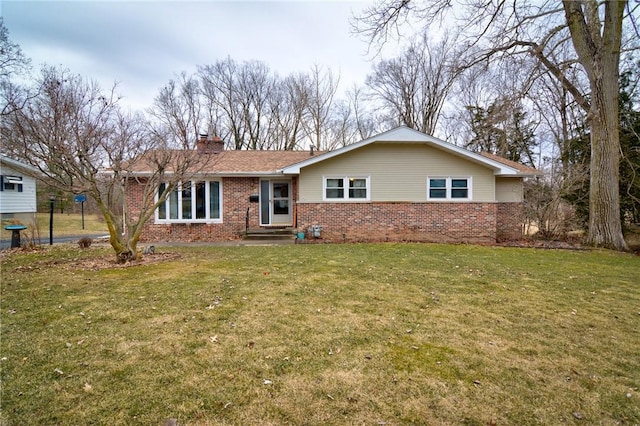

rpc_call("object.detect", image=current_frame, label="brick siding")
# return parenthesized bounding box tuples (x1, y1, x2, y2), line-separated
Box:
(297, 202, 499, 244)
(496, 202, 525, 242)
(127, 177, 262, 243)
(128, 178, 523, 243)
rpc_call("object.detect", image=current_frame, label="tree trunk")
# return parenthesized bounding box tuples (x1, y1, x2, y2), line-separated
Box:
(95, 198, 137, 263)
(563, 0, 628, 251)
(587, 66, 628, 250)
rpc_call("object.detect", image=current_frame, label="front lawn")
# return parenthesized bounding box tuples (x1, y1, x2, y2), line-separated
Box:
(1, 213, 108, 241)
(1, 243, 639, 425)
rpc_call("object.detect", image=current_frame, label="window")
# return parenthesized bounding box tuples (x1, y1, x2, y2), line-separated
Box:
(428, 178, 447, 199)
(156, 180, 222, 222)
(451, 179, 469, 199)
(0, 175, 23, 192)
(349, 178, 367, 199)
(428, 177, 471, 200)
(209, 181, 221, 219)
(324, 176, 369, 201)
(325, 178, 344, 199)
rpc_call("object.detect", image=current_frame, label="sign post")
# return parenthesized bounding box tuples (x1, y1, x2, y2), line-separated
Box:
(49, 195, 55, 245)
(74, 194, 87, 230)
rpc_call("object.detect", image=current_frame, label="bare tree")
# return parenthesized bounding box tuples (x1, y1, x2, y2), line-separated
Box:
(326, 98, 357, 149)
(303, 64, 340, 150)
(1, 66, 209, 262)
(270, 73, 310, 150)
(237, 60, 276, 149)
(198, 60, 358, 151)
(524, 164, 589, 240)
(346, 84, 379, 141)
(199, 58, 281, 150)
(148, 72, 203, 147)
(0, 18, 29, 79)
(528, 63, 588, 171)
(0, 18, 32, 116)
(353, 0, 637, 250)
(323, 84, 381, 149)
(366, 34, 461, 135)
(199, 58, 247, 149)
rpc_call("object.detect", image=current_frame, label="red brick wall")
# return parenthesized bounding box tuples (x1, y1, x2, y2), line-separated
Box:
(296, 202, 499, 243)
(127, 177, 262, 242)
(496, 202, 524, 242)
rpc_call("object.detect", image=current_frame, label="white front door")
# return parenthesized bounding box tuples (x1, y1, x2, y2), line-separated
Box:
(260, 180, 292, 226)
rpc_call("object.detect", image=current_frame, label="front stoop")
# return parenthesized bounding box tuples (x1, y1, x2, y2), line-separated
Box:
(243, 227, 298, 242)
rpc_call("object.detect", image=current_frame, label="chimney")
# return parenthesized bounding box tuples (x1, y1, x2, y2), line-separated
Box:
(310, 145, 315, 156)
(197, 134, 224, 153)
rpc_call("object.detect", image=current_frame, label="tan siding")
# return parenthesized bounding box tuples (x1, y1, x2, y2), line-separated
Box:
(495, 177, 523, 202)
(298, 143, 496, 202)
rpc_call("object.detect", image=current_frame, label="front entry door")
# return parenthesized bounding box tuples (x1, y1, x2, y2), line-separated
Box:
(260, 180, 292, 225)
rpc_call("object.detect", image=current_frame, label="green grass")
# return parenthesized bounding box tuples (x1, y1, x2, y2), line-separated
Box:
(1, 243, 639, 425)
(1, 213, 108, 240)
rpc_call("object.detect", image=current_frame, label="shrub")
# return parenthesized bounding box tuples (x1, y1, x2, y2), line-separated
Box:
(77, 237, 92, 249)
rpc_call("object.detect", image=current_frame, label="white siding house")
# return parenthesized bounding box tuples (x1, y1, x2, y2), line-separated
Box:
(0, 155, 38, 224)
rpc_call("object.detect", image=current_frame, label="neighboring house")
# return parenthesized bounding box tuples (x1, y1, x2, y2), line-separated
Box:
(127, 127, 539, 244)
(0, 155, 38, 225)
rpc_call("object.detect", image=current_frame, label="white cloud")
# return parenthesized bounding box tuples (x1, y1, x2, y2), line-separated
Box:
(3, 0, 392, 111)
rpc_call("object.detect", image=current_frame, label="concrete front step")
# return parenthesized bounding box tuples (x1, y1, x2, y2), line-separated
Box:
(243, 234, 297, 241)
(243, 227, 297, 241)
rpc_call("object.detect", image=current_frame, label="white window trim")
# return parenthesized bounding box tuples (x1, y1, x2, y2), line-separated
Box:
(427, 176, 473, 201)
(1, 175, 23, 192)
(155, 180, 223, 224)
(323, 176, 371, 202)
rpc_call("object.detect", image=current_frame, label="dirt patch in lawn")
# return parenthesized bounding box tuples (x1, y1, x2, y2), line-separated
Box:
(3, 248, 182, 272)
(63, 251, 182, 270)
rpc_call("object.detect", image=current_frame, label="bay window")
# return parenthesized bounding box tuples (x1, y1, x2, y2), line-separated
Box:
(157, 180, 222, 222)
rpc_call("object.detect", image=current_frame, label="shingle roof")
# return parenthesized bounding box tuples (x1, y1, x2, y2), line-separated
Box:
(479, 152, 541, 175)
(126, 127, 538, 178)
(126, 150, 318, 175)
(206, 150, 318, 173)
(128, 148, 539, 176)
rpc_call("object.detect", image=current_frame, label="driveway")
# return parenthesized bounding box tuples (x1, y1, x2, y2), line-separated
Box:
(0, 234, 109, 250)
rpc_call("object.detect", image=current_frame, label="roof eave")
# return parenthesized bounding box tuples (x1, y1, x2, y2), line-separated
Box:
(0, 155, 42, 175)
(495, 171, 541, 177)
(279, 126, 531, 176)
(126, 171, 286, 178)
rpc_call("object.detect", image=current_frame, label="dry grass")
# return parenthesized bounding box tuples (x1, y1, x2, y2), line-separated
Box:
(626, 224, 640, 252)
(1, 213, 108, 241)
(1, 243, 639, 425)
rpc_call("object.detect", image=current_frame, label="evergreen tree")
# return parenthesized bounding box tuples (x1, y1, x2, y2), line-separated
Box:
(619, 67, 640, 224)
(563, 65, 640, 229)
(466, 99, 537, 166)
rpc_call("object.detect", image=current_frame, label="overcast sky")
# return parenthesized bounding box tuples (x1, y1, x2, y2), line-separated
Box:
(2, 0, 401, 112)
